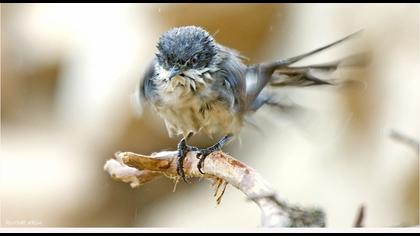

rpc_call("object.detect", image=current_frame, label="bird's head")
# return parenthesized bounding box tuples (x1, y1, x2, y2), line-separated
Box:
(155, 26, 217, 79)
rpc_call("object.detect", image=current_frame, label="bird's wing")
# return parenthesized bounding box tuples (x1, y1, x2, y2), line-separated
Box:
(140, 58, 159, 104)
(245, 30, 364, 109)
(269, 52, 369, 87)
(131, 58, 160, 117)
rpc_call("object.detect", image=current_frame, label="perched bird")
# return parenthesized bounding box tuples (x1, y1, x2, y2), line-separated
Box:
(140, 25, 364, 182)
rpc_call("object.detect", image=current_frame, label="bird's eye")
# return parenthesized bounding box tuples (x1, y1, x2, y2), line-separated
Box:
(190, 55, 198, 66)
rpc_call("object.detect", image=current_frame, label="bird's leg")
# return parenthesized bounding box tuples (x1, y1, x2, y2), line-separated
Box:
(176, 132, 196, 183)
(196, 134, 233, 174)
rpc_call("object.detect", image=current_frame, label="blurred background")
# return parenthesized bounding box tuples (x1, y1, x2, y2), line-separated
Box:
(1, 3, 419, 228)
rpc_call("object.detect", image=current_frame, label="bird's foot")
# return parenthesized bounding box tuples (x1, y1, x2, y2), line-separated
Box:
(176, 138, 196, 183)
(196, 135, 232, 174)
(176, 134, 232, 182)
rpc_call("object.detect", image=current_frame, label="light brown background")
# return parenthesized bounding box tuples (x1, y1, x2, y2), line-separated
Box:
(1, 3, 418, 227)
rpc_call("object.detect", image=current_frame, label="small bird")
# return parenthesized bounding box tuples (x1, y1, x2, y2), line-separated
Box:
(140, 25, 364, 182)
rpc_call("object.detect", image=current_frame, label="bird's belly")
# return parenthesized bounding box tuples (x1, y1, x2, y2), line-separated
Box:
(155, 92, 240, 138)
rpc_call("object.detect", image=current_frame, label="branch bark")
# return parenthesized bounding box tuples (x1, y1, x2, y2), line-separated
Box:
(104, 150, 326, 227)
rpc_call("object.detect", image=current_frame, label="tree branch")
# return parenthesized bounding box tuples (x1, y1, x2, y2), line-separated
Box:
(353, 204, 365, 227)
(390, 130, 419, 153)
(104, 150, 326, 227)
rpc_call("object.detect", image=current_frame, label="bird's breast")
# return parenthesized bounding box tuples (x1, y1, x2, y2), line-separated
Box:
(152, 72, 240, 138)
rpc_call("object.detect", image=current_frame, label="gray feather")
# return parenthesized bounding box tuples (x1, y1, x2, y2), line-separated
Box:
(245, 30, 364, 109)
(140, 59, 159, 104)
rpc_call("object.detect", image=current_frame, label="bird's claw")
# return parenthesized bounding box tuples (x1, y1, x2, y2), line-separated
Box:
(176, 134, 232, 182)
(196, 149, 212, 174)
(196, 135, 232, 174)
(176, 138, 190, 183)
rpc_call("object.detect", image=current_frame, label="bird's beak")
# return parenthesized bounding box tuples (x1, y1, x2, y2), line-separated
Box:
(168, 67, 181, 80)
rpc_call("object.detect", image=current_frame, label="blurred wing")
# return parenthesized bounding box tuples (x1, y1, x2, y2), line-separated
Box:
(131, 59, 158, 117)
(245, 30, 364, 107)
(269, 52, 370, 87)
(140, 58, 159, 103)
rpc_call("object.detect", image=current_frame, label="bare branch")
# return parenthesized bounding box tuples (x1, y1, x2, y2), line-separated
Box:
(104, 158, 162, 188)
(353, 204, 365, 227)
(104, 150, 326, 227)
(390, 130, 419, 153)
